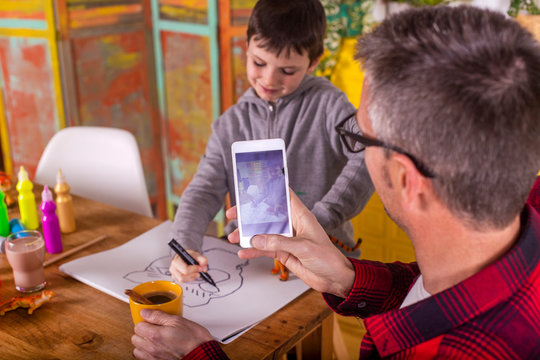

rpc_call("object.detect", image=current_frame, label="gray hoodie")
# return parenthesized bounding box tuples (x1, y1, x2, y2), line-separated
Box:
(172, 75, 374, 256)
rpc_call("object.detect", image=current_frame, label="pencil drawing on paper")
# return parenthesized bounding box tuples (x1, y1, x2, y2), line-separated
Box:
(123, 248, 250, 308)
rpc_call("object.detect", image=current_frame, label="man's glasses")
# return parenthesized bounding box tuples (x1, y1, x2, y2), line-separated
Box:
(335, 114, 436, 178)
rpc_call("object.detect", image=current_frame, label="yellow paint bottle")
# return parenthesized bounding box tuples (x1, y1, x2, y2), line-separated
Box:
(54, 169, 76, 233)
(16, 166, 39, 230)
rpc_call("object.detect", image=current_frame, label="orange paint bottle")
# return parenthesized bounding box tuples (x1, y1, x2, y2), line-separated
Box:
(54, 169, 76, 233)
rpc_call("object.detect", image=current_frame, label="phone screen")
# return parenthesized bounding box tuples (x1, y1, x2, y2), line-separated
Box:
(235, 149, 290, 237)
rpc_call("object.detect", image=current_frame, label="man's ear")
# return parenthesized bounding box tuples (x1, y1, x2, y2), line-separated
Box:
(391, 153, 428, 212)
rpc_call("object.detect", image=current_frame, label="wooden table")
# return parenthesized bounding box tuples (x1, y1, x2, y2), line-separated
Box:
(0, 189, 333, 359)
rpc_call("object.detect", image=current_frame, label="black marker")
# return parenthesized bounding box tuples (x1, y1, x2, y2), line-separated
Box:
(168, 239, 219, 290)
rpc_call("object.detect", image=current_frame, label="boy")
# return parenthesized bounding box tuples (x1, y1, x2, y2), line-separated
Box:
(169, 0, 373, 282)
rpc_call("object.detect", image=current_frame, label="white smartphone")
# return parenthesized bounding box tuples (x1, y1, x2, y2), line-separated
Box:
(231, 139, 293, 248)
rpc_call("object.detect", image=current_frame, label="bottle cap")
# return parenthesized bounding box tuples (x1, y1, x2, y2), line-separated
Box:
(9, 218, 26, 233)
(41, 185, 53, 203)
(56, 168, 66, 185)
(18, 166, 29, 182)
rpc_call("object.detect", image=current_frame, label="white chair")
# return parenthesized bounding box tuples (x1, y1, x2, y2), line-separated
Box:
(34, 126, 153, 217)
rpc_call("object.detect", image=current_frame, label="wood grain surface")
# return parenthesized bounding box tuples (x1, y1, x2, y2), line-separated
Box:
(0, 186, 332, 359)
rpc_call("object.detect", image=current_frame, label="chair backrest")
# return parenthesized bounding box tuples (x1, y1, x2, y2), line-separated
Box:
(34, 126, 153, 217)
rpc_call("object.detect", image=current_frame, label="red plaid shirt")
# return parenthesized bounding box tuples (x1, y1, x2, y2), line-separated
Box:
(324, 205, 540, 359)
(527, 176, 540, 211)
(184, 205, 540, 360)
(184, 340, 228, 360)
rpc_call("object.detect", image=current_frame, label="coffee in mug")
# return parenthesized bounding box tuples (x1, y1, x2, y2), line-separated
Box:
(143, 291, 177, 304)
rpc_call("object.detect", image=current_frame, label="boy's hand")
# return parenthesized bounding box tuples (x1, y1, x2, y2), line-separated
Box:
(226, 192, 355, 298)
(169, 250, 208, 283)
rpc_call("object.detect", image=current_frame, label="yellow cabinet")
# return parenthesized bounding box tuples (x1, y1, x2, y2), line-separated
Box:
(352, 192, 416, 263)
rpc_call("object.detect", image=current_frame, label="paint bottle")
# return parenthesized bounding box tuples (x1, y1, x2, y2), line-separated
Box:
(54, 169, 76, 233)
(0, 190, 9, 236)
(0, 235, 6, 254)
(9, 218, 26, 234)
(16, 166, 39, 230)
(40, 185, 63, 254)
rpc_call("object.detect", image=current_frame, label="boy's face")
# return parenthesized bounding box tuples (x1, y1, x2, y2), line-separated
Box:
(246, 38, 318, 102)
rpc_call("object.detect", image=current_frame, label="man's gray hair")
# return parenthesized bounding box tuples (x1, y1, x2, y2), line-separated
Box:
(356, 6, 540, 229)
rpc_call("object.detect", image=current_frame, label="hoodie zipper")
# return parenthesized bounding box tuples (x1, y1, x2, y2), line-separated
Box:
(267, 103, 275, 138)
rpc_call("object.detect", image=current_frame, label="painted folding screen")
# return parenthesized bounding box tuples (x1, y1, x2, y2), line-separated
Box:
(218, 0, 255, 112)
(151, 0, 220, 218)
(0, 0, 65, 177)
(56, 0, 165, 217)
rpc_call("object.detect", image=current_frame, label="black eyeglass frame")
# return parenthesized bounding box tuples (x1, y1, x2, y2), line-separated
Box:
(335, 114, 436, 178)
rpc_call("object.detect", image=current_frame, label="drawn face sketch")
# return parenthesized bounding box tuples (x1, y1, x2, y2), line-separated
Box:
(123, 247, 249, 308)
(124, 255, 172, 282)
(183, 248, 249, 307)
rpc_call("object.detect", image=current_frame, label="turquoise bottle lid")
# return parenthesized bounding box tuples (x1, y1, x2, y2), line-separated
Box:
(9, 218, 26, 233)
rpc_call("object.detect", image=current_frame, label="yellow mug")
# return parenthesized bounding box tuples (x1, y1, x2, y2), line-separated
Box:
(128, 280, 183, 325)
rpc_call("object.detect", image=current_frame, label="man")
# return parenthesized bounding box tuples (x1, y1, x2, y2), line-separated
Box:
(528, 175, 540, 210)
(132, 6, 540, 359)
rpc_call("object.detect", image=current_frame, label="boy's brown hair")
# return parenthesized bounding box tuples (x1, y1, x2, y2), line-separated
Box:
(247, 0, 326, 65)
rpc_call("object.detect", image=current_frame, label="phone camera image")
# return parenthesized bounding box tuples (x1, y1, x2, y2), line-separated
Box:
(237, 150, 288, 234)
(232, 139, 292, 247)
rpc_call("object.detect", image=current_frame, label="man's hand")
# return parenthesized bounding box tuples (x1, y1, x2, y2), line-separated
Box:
(169, 250, 208, 283)
(132, 309, 214, 359)
(227, 192, 355, 298)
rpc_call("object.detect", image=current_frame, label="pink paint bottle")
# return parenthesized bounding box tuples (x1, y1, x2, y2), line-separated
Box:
(40, 185, 63, 254)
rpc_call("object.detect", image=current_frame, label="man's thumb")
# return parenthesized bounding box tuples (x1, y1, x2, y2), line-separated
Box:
(140, 309, 166, 324)
(250, 235, 267, 249)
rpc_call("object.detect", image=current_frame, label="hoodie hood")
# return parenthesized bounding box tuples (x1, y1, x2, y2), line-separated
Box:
(237, 75, 329, 108)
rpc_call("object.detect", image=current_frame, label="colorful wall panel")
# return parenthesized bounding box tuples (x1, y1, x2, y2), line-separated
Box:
(0, 0, 64, 177)
(230, 35, 248, 105)
(151, 0, 220, 218)
(161, 31, 213, 199)
(0, 37, 59, 176)
(57, 0, 166, 218)
(158, 0, 209, 24)
(230, 0, 253, 26)
(0, 0, 47, 29)
(66, 0, 144, 29)
(218, 0, 254, 112)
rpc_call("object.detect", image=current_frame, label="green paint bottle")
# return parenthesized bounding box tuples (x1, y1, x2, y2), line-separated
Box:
(0, 190, 9, 236)
(16, 166, 39, 230)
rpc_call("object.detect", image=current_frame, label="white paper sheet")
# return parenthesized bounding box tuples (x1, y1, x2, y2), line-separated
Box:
(59, 221, 309, 343)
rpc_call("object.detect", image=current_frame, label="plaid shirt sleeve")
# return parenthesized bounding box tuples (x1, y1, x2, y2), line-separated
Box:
(183, 341, 229, 360)
(337, 207, 540, 359)
(323, 259, 420, 317)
